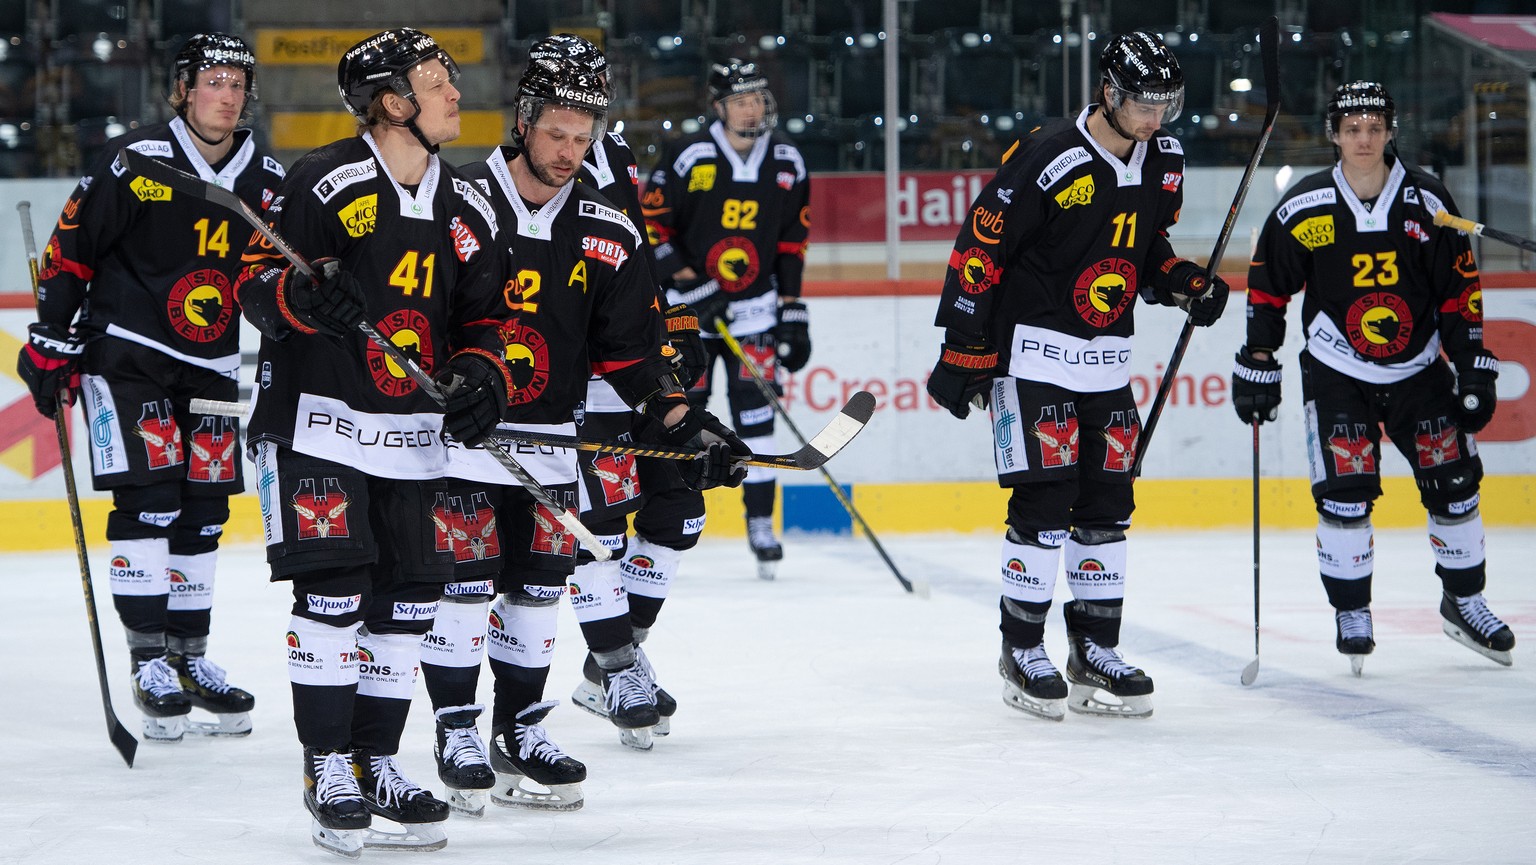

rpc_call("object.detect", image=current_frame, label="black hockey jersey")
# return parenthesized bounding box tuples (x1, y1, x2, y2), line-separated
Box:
(236, 133, 507, 479)
(461, 146, 664, 424)
(643, 121, 810, 336)
(1247, 157, 1482, 384)
(935, 106, 1186, 393)
(37, 118, 284, 379)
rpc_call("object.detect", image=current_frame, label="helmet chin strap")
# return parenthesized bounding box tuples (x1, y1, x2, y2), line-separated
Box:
(1100, 90, 1138, 144)
(182, 114, 233, 147)
(388, 97, 441, 154)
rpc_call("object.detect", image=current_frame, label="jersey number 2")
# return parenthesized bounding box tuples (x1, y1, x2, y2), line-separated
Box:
(721, 199, 758, 230)
(1351, 252, 1398, 287)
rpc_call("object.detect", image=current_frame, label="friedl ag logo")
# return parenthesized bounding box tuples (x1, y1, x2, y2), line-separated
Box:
(129, 177, 172, 202)
(339, 194, 378, 238)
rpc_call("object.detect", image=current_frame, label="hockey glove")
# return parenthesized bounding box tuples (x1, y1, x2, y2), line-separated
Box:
(671, 276, 730, 330)
(647, 394, 750, 490)
(926, 338, 997, 420)
(774, 300, 812, 373)
(1157, 260, 1229, 327)
(1453, 349, 1499, 432)
(663, 303, 708, 386)
(16, 322, 84, 420)
(281, 257, 366, 337)
(1231, 346, 1282, 424)
(437, 352, 508, 447)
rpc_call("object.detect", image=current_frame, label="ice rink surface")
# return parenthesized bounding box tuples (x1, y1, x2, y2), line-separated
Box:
(2, 526, 1533, 864)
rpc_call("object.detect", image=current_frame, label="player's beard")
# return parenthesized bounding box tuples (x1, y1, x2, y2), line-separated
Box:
(527, 156, 574, 190)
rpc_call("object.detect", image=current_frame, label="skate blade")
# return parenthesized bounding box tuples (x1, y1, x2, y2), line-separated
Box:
(619, 726, 655, 750)
(757, 560, 778, 581)
(490, 772, 584, 811)
(1443, 621, 1515, 667)
(1065, 682, 1152, 719)
(446, 788, 488, 819)
(142, 714, 188, 743)
(186, 712, 253, 737)
(362, 816, 448, 851)
(570, 681, 609, 720)
(311, 822, 364, 860)
(1002, 682, 1066, 722)
(1349, 654, 1366, 677)
(654, 715, 671, 737)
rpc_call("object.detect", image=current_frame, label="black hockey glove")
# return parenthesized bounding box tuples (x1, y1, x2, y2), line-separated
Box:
(663, 303, 708, 386)
(774, 300, 812, 373)
(647, 394, 750, 490)
(1231, 346, 1282, 424)
(436, 352, 507, 447)
(926, 338, 997, 420)
(281, 257, 366, 337)
(1453, 349, 1499, 433)
(16, 322, 84, 420)
(670, 276, 730, 331)
(1157, 260, 1229, 327)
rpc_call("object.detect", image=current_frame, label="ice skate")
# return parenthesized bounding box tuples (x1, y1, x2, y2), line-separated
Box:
(747, 516, 783, 580)
(1065, 635, 1154, 718)
(131, 653, 191, 742)
(999, 641, 1067, 721)
(489, 701, 586, 811)
(353, 749, 449, 851)
(1440, 592, 1515, 667)
(635, 644, 677, 736)
(1334, 607, 1375, 676)
(303, 748, 369, 860)
(169, 653, 254, 736)
(434, 704, 495, 818)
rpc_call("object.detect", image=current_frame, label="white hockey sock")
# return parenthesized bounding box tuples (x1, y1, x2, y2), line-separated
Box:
(287, 617, 361, 687)
(569, 558, 630, 624)
(420, 592, 491, 671)
(109, 537, 170, 601)
(1316, 518, 1374, 581)
(487, 595, 559, 672)
(1065, 537, 1127, 602)
(621, 536, 684, 602)
(1000, 532, 1061, 604)
(741, 434, 776, 486)
(1427, 512, 1486, 571)
(356, 631, 422, 701)
(166, 551, 215, 615)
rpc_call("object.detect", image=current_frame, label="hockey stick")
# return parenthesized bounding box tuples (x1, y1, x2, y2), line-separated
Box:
(190, 393, 878, 472)
(118, 149, 610, 562)
(1240, 419, 1261, 686)
(17, 202, 138, 767)
(1134, 15, 1281, 474)
(1432, 208, 1536, 254)
(710, 321, 924, 595)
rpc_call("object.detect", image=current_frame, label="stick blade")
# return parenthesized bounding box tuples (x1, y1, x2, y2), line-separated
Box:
(118, 147, 204, 199)
(1239, 658, 1260, 687)
(1259, 17, 1281, 107)
(782, 391, 876, 470)
(109, 717, 139, 768)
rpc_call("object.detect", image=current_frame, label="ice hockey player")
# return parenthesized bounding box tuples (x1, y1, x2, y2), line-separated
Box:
(926, 32, 1229, 720)
(235, 28, 511, 856)
(418, 32, 748, 814)
(643, 57, 812, 579)
(1233, 81, 1515, 675)
(17, 33, 280, 742)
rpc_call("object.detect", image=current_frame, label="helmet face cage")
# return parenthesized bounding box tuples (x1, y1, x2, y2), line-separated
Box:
(513, 34, 613, 149)
(171, 33, 257, 110)
(1326, 81, 1395, 142)
(338, 28, 461, 121)
(709, 59, 777, 138)
(1100, 32, 1184, 124)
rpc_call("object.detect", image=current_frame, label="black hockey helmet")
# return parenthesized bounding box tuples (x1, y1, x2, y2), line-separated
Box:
(1099, 32, 1184, 123)
(1327, 81, 1395, 139)
(707, 58, 777, 138)
(337, 28, 460, 122)
(511, 33, 612, 149)
(170, 33, 256, 109)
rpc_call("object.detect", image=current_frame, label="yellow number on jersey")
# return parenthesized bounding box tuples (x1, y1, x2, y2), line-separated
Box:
(721, 198, 759, 230)
(390, 251, 437, 298)
(1351, 251, 1399, 287)
(504, 269, 541, 313)
(193, 218, 230, 258)
(1111, 212, 1137, 248)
